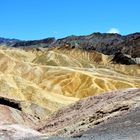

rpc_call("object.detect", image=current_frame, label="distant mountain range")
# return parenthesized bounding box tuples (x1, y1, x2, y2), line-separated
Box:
(0, 32, 140, 57)
(0, 37, 20, 44)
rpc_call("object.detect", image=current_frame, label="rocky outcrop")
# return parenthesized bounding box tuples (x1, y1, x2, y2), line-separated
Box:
(1, 88, 140, 140)
(38, 88, 140, 138)
(78, 105, 140, 140)
(111, 52, 136, 65)
(46, 105, 140, 140)
(0, 96, 21, 111)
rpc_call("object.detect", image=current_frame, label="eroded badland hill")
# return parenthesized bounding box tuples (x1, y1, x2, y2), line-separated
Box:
(0, 33, 140, 139)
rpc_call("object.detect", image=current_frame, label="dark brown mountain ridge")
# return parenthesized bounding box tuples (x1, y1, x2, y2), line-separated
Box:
(7, 32, 140, 58)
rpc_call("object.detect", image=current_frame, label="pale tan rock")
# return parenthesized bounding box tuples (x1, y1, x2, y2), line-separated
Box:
(0, 46, 139, 119)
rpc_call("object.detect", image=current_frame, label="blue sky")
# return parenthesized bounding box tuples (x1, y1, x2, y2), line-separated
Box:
(0, 0, 139, 40)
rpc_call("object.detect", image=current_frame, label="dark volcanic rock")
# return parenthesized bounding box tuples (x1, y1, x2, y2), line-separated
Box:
(52, 33, 140, 58)
(112, 52, 136, 65)
(12, 37, 56, 48)
(0, 96, 21, 111)
(0, 37, 19, 45)
(8, 32, 140, 58)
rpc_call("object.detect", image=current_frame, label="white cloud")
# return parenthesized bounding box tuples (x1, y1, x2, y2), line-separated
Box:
(107, 28, 120, 34)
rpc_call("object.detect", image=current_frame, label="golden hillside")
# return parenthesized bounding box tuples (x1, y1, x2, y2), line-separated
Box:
(0, 46, 140, 119)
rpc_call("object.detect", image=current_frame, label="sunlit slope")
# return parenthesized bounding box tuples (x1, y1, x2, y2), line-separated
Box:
(33, 47, 140, 76)
(0, 104, 40, 127)
(33, 47, 111, 67)
(0, 46, 139, 118)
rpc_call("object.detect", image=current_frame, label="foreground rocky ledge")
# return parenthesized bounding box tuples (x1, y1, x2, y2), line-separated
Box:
(38, 88, 140, 139)
(1, 88, 140, 140)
